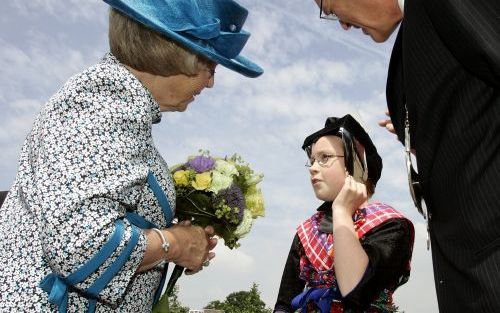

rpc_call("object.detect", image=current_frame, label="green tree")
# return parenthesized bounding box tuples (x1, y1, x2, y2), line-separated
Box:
(204, 283, 272, 313)
(168, 285, 190, 313)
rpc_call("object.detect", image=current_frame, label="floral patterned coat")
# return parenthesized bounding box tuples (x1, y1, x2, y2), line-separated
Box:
(0, 54, 176, 312)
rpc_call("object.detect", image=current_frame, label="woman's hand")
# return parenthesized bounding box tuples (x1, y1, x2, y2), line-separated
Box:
(165, 223, 217, 271)
(332, 175, 368, 218)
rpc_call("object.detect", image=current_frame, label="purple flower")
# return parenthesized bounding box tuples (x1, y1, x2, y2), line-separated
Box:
(214, 185, 246, 223)
(188, 155, 215, 173)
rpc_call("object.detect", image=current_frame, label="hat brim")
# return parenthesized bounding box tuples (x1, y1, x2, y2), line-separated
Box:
(166, 31, 264, 78)
(107, 1, 263, 78)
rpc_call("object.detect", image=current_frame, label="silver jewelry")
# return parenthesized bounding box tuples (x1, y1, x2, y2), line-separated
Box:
(151, 228, 170, 254)
(202, 260, 210, 267)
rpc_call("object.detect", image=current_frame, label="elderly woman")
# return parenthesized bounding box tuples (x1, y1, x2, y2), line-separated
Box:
(0, 0, 262, 312)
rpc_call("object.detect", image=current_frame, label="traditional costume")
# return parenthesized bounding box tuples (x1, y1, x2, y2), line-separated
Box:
(274, 115, 414, 312)
(274, 202, 413, 312)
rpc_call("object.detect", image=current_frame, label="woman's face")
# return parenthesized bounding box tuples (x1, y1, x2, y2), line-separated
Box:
(308, 136, 347, 202)
(149, 65, 216, 112)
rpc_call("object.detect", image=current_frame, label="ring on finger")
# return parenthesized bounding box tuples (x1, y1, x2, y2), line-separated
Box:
(203, 260, 210, 267)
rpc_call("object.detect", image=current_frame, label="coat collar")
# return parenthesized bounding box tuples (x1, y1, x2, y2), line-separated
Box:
(101, 53, 162, 124)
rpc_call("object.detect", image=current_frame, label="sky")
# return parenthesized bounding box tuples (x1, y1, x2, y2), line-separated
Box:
(0, 1, 438, 312)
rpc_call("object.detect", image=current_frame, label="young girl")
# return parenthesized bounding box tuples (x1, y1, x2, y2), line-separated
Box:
(274, 115, 414, 312)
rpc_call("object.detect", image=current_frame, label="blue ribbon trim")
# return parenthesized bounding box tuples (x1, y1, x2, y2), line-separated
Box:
(291, 287, 342, 313)
(39, 220, 126, 313)
(126, 211, 157, 229)
(147, 171, 173, 227)
(40, 171, 173, 312)
(85, 225, 140, 298)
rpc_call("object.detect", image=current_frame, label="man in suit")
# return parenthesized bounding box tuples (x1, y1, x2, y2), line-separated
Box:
(314, 0, 500, 312)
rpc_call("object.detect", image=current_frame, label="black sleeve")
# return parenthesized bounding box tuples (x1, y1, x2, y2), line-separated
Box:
(342, 218, 414, 310)
(274, 234, 306, 313)
(424, 0, 500, 88)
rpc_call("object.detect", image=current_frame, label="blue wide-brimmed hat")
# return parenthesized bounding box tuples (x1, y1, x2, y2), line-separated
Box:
(104, 0, 263, 78)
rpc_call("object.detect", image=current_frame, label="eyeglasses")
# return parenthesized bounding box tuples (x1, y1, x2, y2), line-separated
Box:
(405, 105, 431, 249)
(319, 0, 339, 21)
(305, 153, 344, 168)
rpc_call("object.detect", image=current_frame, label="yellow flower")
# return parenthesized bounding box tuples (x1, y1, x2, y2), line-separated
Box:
(173, 170, 190, 187)
(245, 186, 265, 218)
(192, 172, 212, 190)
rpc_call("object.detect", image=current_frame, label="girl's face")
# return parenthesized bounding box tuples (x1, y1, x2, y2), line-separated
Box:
(308, 136, 347, 202)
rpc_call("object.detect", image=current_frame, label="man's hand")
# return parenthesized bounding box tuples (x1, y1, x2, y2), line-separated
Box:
(378, 111, 396, 135)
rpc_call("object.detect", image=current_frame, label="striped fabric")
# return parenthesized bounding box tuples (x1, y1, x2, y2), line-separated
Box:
(356, 203, 405, 238)
(297, 203, 405, 274)
(386, 0, 500, 311)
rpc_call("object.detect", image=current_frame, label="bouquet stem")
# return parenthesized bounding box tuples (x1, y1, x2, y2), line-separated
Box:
(165, 264, 184, 297)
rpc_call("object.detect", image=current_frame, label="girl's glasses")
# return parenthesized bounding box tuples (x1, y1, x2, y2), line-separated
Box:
(305, 153, 344, 168)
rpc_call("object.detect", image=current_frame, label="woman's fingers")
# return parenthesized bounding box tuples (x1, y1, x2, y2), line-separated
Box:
(167, 225, 207, 269)
(204, 225, 215, 237)
(208, 236, 218, 250)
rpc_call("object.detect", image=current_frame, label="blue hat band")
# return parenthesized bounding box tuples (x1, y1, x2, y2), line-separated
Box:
(178, 27, 250, 59)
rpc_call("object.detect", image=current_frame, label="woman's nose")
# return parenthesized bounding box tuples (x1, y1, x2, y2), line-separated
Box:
(206, 75, 215, 88)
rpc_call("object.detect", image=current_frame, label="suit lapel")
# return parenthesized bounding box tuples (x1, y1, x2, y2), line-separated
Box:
(386, 26, 406, 144)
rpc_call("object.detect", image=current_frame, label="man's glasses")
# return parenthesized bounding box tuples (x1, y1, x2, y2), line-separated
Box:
(405, 106, 431, 249)
(319, 0, 339, 21)
(305, 153, 344, 168)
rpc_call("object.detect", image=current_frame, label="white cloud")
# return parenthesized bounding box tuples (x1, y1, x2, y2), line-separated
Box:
(11, 0, 105, 22)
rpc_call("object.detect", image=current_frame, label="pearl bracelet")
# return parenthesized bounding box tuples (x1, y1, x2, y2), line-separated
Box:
(151, 228, 170, 254)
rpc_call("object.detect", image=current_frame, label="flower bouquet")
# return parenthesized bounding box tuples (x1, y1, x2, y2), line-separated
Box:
(169, 151, 265, 248)
(154, 151, 265, 312)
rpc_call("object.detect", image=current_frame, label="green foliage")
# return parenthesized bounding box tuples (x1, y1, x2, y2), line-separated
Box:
(204, 283, 272, 313)
(153, 285, 189, 313)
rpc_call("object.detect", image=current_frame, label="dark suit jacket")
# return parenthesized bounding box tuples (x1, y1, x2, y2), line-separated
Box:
(386, 0, 500, 311)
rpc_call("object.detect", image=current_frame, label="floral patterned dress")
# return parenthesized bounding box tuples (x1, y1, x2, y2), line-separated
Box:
(0, 54, 175, 312)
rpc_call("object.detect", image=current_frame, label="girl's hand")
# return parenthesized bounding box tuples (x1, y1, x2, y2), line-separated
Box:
(332, 175, 367, 217)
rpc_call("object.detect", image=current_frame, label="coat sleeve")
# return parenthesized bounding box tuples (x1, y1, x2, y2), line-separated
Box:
(34, 84, 155, 307)
(274, 234, 305, 313)
(424, 0, 500, 88)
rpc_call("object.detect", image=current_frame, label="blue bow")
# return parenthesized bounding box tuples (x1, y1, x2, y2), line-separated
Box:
(176, 19, 249, 59)
(291, 287, 342, 313)
(40, 274, 70, 313)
